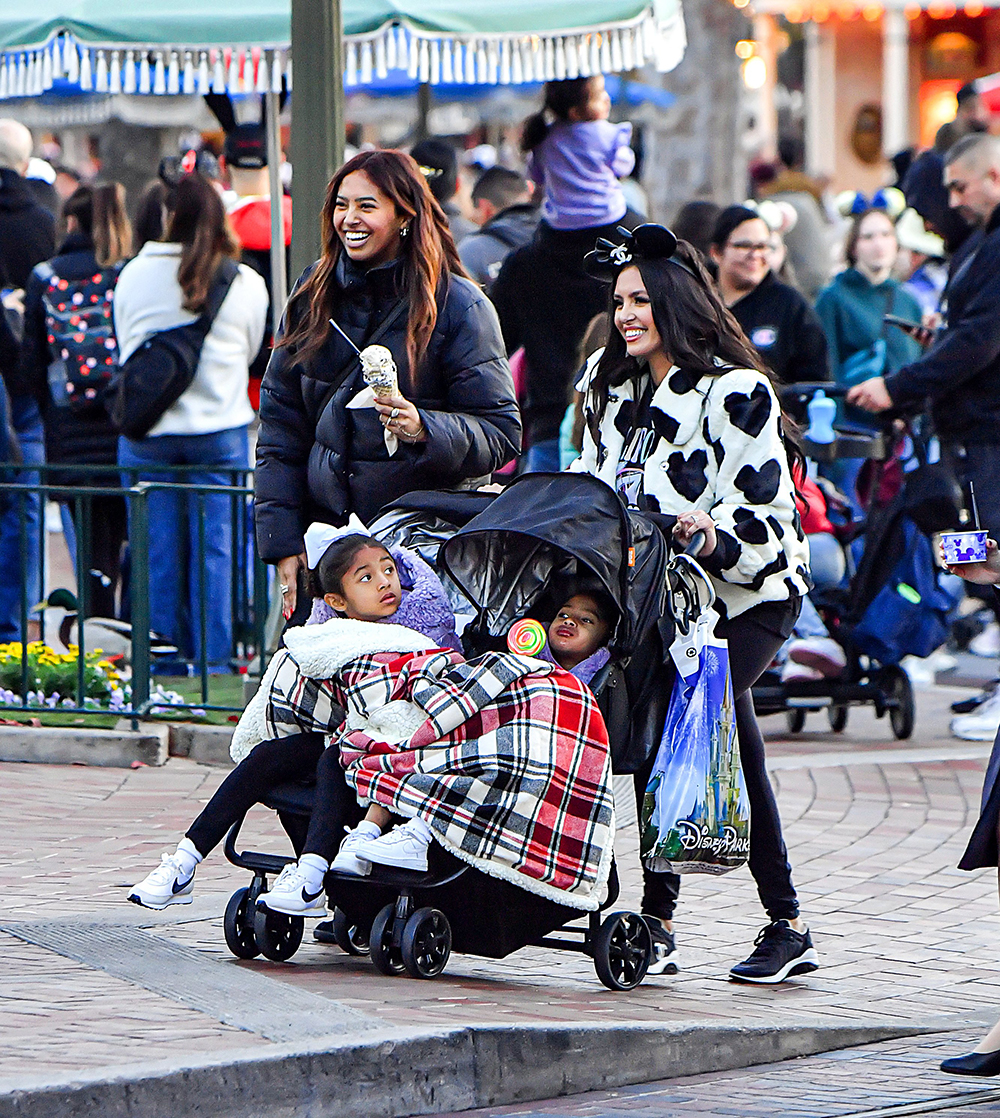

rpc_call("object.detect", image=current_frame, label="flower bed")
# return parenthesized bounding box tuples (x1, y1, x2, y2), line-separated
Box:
(0, 641, 128, 710)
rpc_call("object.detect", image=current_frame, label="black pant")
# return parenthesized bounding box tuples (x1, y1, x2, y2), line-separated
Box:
(186, 733, 327, 857)
(945, 442, 1000, 624)
(634, 600, 800, 924)
(67, 494, 127, 619)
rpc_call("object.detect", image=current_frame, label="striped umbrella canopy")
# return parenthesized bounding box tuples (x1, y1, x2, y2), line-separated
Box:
(0, 0, 686, 99)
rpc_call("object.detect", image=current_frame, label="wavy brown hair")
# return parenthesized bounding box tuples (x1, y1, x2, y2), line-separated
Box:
(162, 173, 240, 312)
(279, 149, 467, 384)
(62, 182, 132, 267)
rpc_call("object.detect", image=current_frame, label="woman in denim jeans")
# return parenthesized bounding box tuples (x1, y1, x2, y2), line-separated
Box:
(114, 173, 268, 669)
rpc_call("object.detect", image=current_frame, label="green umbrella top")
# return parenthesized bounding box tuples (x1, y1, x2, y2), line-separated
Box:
(0, 0, 685, 98)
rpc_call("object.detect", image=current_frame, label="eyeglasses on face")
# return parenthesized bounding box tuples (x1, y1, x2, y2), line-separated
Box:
(727, 240, 771, 255)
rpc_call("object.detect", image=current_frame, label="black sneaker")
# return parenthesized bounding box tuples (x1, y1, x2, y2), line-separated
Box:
(952, 680, 999, 715)
(643, 916, 679, 975)
(729, 920, 819, 984)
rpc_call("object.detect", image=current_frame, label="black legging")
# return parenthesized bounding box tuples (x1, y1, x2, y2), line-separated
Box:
(634, 600, 800, 924)
(185, 733, 361, 860)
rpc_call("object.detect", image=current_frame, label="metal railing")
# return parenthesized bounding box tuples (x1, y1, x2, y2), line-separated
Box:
(0, 463, 269, 727)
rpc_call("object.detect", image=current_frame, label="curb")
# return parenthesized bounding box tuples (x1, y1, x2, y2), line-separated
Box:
(167, 723, 235, 766)
(0, 1019, 934, 1118)
(0, 724, 168, 767)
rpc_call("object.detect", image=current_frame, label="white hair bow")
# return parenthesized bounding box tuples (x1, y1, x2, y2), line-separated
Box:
(303, 514, 371, 570)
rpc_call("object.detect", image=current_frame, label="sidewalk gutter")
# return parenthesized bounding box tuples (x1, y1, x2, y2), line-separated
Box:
(0, 1020, 938, 1118)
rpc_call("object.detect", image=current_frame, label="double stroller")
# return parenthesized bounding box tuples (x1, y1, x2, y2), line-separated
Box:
(221, 473, 675, 990)
(752, 384, 957, 739)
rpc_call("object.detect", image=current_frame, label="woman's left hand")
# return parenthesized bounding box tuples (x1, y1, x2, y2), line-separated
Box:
(673, 510, 717, 557)
(375, 394, 427, 443)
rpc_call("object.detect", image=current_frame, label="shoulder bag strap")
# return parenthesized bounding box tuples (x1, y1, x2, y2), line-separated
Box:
(194, 258, 241, 337)
(313, 297, 409, 423)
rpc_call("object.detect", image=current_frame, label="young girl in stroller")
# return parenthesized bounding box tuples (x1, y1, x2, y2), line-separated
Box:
(270, 583, 619, 898)
(127, 525, 458, 910)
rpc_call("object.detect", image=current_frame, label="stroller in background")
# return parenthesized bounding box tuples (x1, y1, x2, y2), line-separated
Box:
(222, 473, 677, 989)
(753, 384, 958, 738)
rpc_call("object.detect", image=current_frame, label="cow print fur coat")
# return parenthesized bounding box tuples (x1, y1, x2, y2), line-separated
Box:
(571, 357, 811, 620)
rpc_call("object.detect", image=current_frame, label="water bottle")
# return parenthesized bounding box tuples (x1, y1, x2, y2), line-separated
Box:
(806, 389, 837, 445)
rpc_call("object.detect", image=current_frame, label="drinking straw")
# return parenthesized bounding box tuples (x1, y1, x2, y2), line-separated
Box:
(328, 317, 361, 355)
(970, 480, 981, 530)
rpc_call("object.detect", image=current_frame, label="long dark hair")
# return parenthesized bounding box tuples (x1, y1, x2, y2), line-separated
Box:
(162, 173, 240, 312)
(280, 149, 467, 383)
(62, 182, 131, 267)
(586, 240, 802, 470)
(522, 77, 596, 152)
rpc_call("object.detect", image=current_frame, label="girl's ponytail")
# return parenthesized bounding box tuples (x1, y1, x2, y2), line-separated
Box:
(521, 77, 594, 153)
(521, 111, 550, 153)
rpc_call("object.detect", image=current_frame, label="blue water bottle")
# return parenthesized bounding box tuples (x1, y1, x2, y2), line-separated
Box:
(806, 389, 837, 445)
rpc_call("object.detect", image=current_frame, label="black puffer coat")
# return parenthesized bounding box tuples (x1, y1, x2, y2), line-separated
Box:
(255, 255, 520, 562)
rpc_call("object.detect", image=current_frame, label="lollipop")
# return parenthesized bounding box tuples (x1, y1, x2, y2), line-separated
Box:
(507, 618, 547, 657)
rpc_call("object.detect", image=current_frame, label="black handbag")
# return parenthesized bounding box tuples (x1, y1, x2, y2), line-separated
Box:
(108, 259, 240, 440)
(903, 427, 964, 534)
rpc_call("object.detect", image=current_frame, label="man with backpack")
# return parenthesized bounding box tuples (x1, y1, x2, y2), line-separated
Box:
(458, 167, 538, 291)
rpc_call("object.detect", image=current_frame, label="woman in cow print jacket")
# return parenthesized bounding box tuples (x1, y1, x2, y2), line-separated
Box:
(572, 224, 817, 986)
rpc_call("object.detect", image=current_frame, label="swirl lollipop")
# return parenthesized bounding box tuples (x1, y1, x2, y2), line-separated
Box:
(507, 618, 547, 657)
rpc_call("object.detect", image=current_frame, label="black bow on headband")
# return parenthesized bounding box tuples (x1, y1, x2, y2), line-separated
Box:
(584, 223, 697, 282)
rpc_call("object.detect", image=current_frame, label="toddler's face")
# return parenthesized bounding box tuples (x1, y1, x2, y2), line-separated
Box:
(547, 594, 610, 668)
(324, 546, 401, 621)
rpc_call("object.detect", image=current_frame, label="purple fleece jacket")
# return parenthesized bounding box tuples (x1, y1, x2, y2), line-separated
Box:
(306, 545, 461, 652)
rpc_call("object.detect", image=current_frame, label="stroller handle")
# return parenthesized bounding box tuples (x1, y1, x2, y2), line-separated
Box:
(779, 382, 849, 401)
(683, 530, 706, 558)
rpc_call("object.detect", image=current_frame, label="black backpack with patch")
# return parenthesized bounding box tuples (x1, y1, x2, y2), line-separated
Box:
(39, 261, 123, 414)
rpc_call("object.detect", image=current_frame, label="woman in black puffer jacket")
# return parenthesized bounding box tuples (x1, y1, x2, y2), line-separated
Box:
(255, 149, 520, 619)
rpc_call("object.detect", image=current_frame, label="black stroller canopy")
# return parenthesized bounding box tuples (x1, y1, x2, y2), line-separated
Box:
(440, 473, 633, 643)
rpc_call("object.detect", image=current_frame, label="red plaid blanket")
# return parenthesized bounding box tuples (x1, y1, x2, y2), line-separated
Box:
(251, 638, 615, 909)
(336, 650, 614, 908)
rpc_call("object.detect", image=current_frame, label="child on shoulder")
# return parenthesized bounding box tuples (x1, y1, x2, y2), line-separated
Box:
(522, 76, 635, 233)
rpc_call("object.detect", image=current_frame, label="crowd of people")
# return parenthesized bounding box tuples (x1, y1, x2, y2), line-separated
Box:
(3, 73, 1000, 1025)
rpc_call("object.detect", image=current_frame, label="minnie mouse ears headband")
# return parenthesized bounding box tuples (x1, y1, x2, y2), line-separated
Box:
(304, 515, 372, 570)
(835, 186, 906, 219)
(745, 198, 798, 236)
(584, 223, 699, 282)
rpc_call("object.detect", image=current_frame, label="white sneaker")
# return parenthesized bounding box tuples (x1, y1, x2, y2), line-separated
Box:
(781, 661, 824, 683)
(970, 622, 1000, 658)
(951, 688, 1000, 741)
(329, 825, 375, 876)
(787, 637, 846, 678)
(128, 853, 195, 910)
(257, 862, 327, 916)
(353, 818, 432, 872)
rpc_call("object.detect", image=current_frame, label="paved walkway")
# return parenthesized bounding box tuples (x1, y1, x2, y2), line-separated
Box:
(2, 684, 999, 1104)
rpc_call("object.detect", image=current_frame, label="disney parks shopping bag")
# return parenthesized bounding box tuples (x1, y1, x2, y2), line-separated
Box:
(640, 553, 750, 874)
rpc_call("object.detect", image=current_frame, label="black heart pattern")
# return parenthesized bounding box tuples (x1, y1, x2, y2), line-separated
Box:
(666, 448, 709, 501)
(723, 385, 772, 439)
(735, 458, 781, 505)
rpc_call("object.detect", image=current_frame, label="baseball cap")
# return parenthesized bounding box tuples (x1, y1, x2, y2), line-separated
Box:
(224, 124, 267, 169)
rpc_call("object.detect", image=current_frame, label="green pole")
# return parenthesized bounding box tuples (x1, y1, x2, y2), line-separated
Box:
(129, 485, 151, 728)
(290, 0, 345, 283)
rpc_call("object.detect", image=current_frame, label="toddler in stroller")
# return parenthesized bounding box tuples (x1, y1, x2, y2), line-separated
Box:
(290, 583, 617, 883)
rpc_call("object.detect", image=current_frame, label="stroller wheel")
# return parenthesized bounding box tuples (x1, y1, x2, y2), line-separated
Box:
(252, 905, 304, 962)
(786, 708, 806, 734)
(331, 907, 371, 956)
(828, 705, 848, 733)
(400, 908, 452, 979)
(370, 903, 406, 975)
(883, 666, 915, 740)
(223, 887, 260, 960)
(593, 911, 652, 991)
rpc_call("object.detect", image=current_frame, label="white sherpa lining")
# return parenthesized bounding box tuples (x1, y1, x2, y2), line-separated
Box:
(230, 618, 436, 762)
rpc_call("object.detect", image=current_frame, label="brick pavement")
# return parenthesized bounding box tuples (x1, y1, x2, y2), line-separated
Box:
(2, 685, 1000, 1101)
